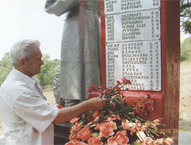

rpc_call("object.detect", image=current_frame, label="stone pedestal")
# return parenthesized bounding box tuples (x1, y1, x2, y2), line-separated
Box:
(54, 122, 70, 145)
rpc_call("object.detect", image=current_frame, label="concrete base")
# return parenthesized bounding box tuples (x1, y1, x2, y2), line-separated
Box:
(179, 130, 191, 145)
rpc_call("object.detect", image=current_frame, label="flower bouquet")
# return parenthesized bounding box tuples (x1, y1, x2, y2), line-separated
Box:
(65, 78, 174, 145)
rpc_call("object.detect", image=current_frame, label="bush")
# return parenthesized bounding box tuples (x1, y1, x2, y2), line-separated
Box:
(181, 37, 191, 62)
(0, 53, 12, 85)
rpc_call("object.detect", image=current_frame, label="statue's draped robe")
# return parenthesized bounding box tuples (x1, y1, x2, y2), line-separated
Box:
(45, 0, 101, 101)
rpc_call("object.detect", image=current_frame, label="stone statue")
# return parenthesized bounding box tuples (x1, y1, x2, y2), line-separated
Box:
(45, 0, 101, 106)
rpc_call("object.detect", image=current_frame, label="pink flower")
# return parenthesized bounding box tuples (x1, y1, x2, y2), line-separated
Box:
(88, 137, 103, 145)
(107, 136, 118, 145)
(110, 121, 117, 130)
(92, 111, 99, 118)
(70, 117, 80, 124)
(69, 122, 83, 140)
(99, 122, 115, 138)
(136, 139, 141, 143)
(112, 114, 121, 120)
(130, 126, 137, 135)
(122, 120, 131, 130)
(141, 137, 153, 145)
(153, 119, 161, 126)
(107, 117, 116, 122)
(70, 122, 82, 133)
(77, 127, 92, 141)
(141, 125, 148, 131)
(106, 114, 121, 122)
(115, 131, 129, 145)
(69, 133, 78, 141)
(65, 141, 75, 145)
(94, 116, 100, 122)
(128, 120, 142, 135)
(65, 140, 88, 145)
(99, 127, 114, 138)
(164, 138, 174, 145)
(135, 120, 141, 130)
(107, 131, 129, 145)
(95, 123, 100, 130)
(153, 138, 164, 145)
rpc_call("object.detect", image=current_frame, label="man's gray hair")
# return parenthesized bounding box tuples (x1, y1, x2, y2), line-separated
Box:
(10, 40, 41, 66)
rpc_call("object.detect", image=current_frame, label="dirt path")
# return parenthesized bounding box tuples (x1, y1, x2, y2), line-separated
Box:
(179, 62, 191, 131)
(0, 122, 1, 135)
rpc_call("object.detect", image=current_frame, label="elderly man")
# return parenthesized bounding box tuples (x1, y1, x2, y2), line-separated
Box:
(0, 40, 106, 145)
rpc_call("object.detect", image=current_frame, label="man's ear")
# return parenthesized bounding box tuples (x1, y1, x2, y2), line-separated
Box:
(18, 58, 26, 66)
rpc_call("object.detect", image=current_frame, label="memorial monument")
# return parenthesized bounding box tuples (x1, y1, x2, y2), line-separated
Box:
(45, 0, 180, 144)
(99, 0, 180, 144)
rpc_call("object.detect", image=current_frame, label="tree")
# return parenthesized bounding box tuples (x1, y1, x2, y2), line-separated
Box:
(181, 37, 191, 61)
(0, 53, 12, 85)
(180, 0, 191, 34)
(35, 54, 60, 88)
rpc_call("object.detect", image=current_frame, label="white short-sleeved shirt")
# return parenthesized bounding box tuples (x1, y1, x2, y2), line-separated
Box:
(0, 68, 58, 145)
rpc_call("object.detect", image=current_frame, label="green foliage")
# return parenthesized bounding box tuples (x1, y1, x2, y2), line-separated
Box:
(0, 53, 60, 87)
(35, 54, 60, 88)
(181, 37, 191, 62)
(180, 0, 191, 34)
(0, 53, 13, 85)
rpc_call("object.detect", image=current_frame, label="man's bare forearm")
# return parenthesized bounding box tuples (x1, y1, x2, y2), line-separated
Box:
(52, 97, 106, 124)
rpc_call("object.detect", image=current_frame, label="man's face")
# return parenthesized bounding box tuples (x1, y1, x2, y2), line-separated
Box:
(23, 45, 44, 77)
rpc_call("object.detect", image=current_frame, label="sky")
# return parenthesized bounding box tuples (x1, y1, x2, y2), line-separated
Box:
(0, 0, 190, 61)
(0, 0, 63, 60)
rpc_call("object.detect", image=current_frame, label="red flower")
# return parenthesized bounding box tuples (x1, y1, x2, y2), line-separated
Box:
(127, 80, 131, 84)
(95, 85, 101, 90)
(104, 89, 110, 95)
(88, 85, 95, 92)
(116, 80, 122, 85)
(88, 88, 92, 92)
(132, 110, 136, 117)
(121, 78, 131, 84)
(115, 86, 121, 92)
